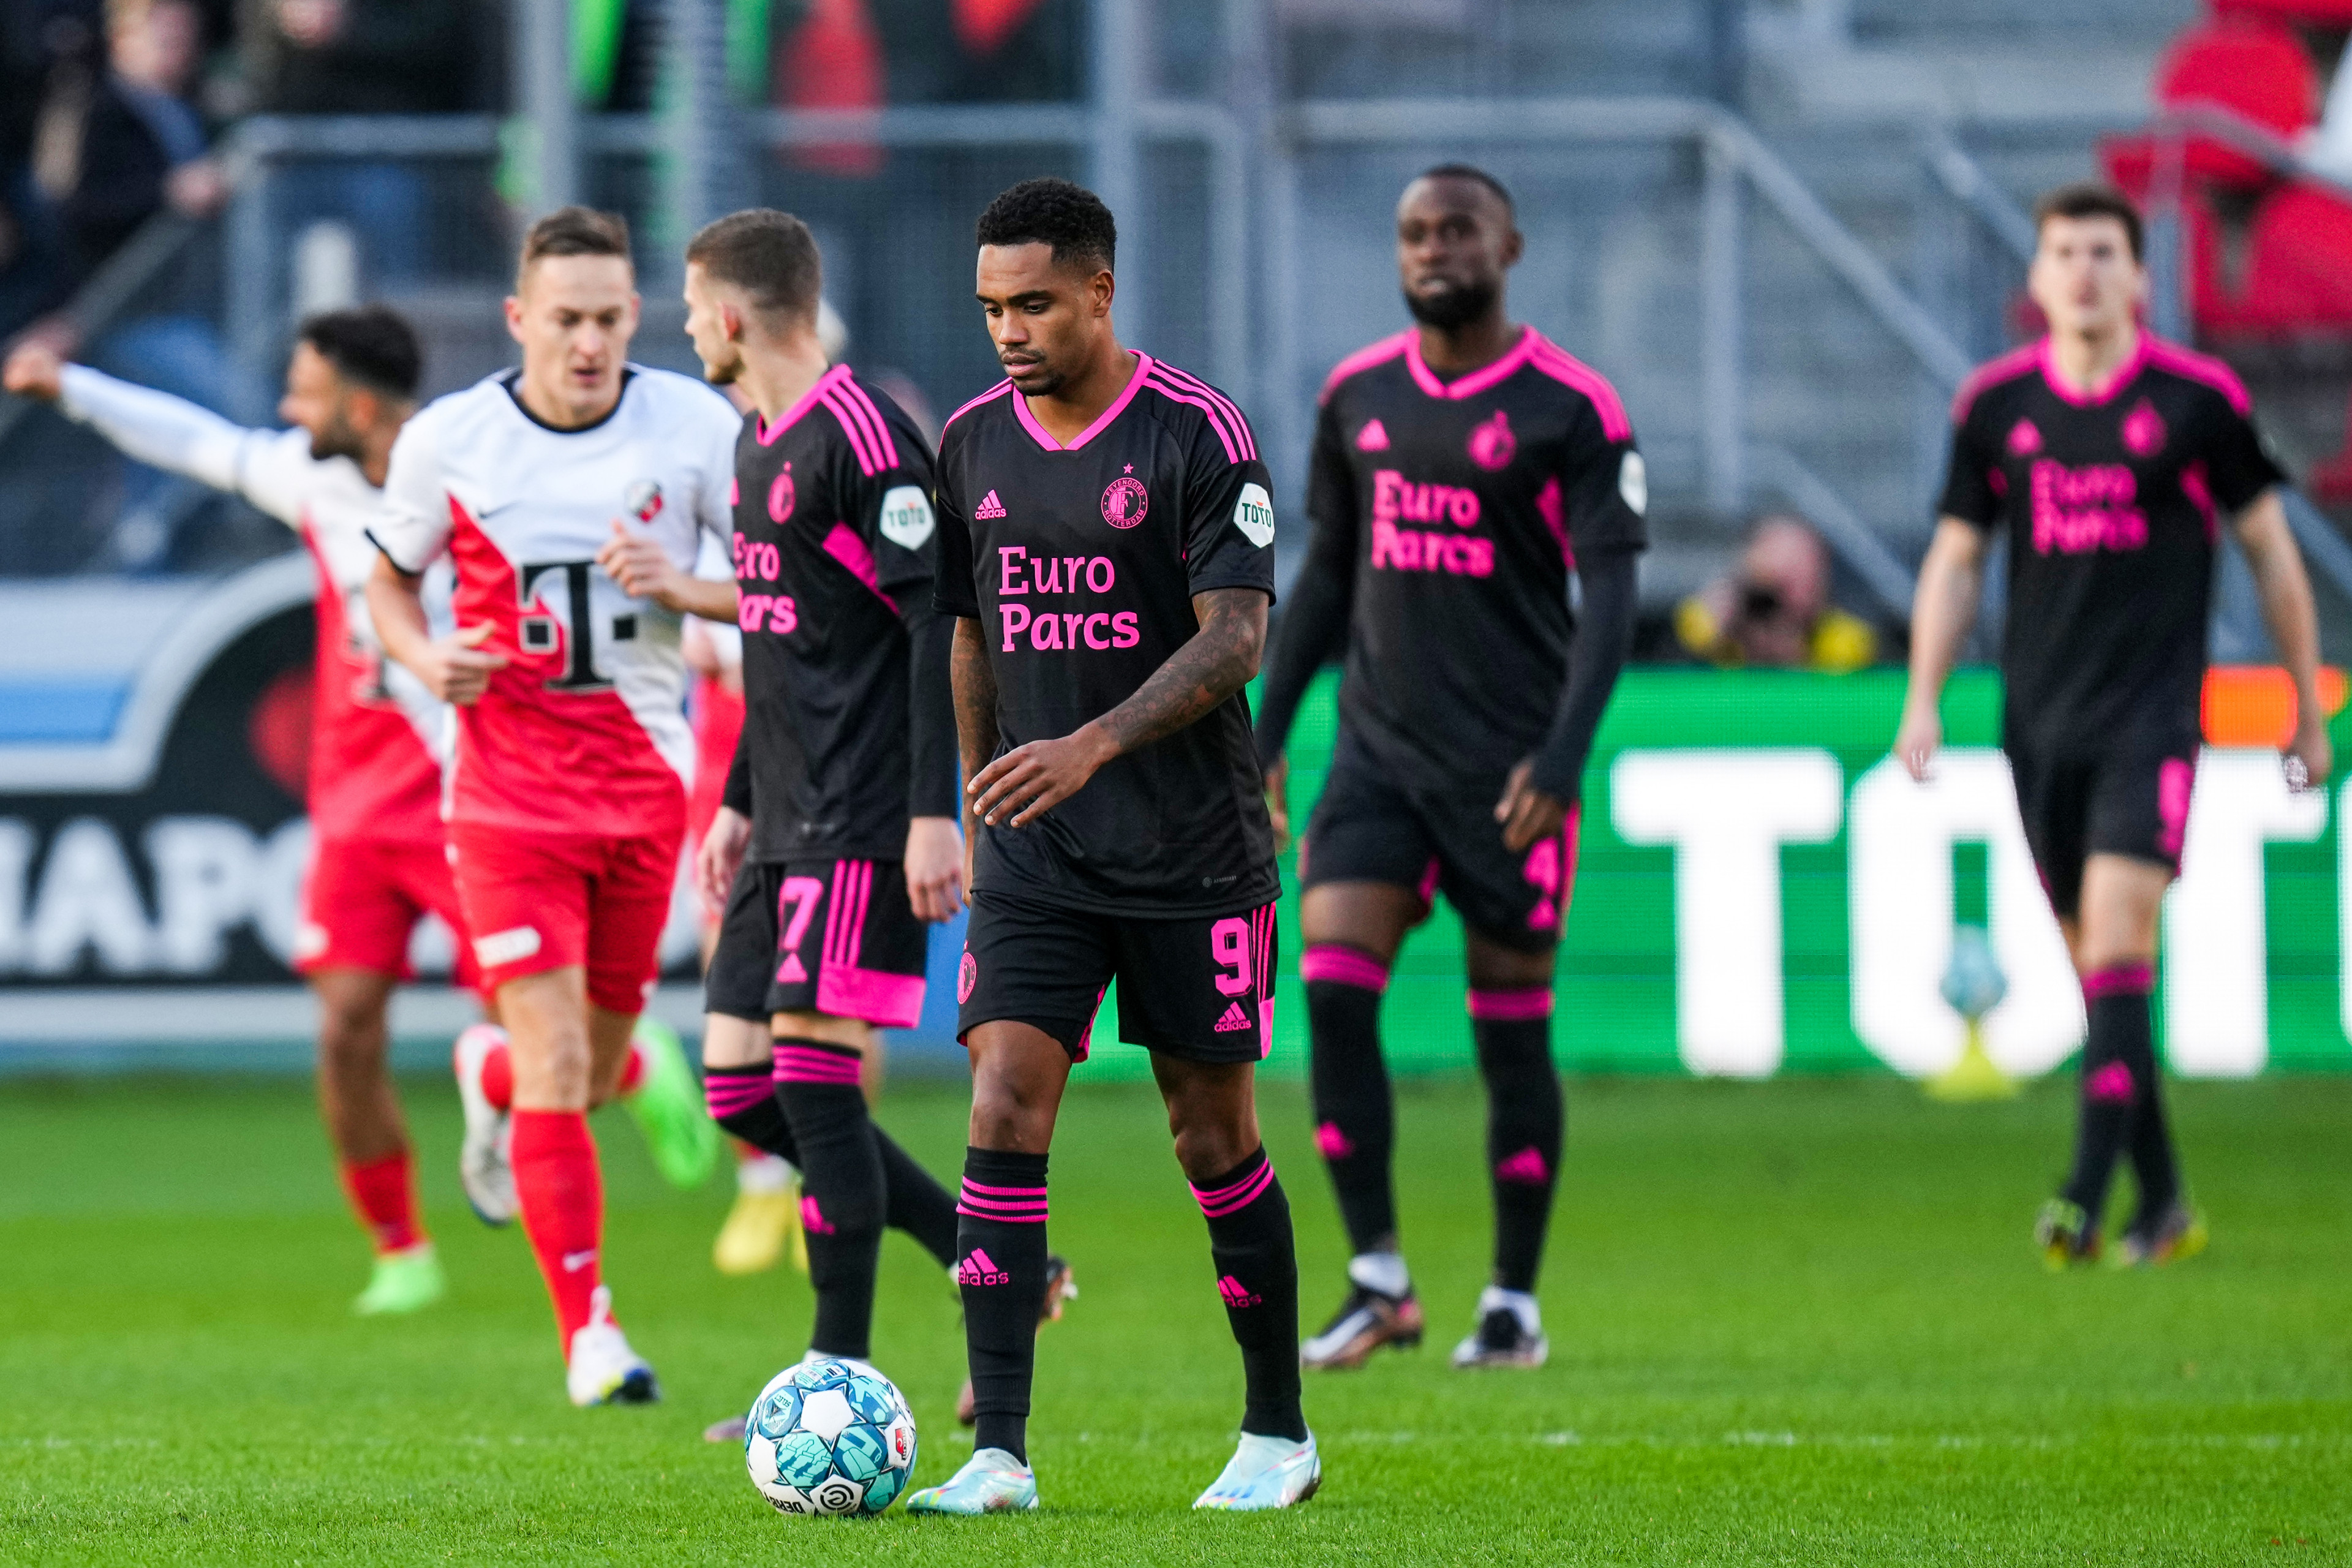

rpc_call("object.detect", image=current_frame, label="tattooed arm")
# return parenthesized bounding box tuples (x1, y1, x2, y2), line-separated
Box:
(967, 587, 1268, 829)
(951, 616, 1003, 878)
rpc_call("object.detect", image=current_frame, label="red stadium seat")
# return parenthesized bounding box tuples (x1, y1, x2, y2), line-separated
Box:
(2103, 17, 2318, 195)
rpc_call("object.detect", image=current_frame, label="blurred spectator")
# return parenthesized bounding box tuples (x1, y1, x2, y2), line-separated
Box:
(1675, 513, 1879, 673)
(0, 0, 228, 344)
(243, 0, 475, 286)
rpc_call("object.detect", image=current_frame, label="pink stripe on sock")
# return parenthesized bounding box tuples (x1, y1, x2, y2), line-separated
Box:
(1302, 944, 1389, 993)
(959, 1179, 1049, 1197)
(1191, 1159, 1275, 1218)
(2082, 962, 2154, 1001)
(705, 1075, 773, 1118)
(957, 1182, 1048, 1222)
(1468, 987, 1554, 1021)
(774, 1045, 864, 1085)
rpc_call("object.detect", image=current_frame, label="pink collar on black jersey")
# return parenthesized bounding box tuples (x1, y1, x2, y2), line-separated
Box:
(755, 362, 853, 445)
(1011, 352, 1153, 452)
(2034, 332, 2149, 409)
(1404, 324, 1540, 401)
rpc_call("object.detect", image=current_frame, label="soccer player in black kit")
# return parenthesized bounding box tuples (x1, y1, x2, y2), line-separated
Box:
(904, 178, 1317, 1515)
(1896, 183, 2331, 1268)
(678, 210, 1013, 1423)
(1254, 166, 1646, 1371)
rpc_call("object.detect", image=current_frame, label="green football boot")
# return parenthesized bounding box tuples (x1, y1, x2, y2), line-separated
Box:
(353, 1245, 447, 1316)
(624, 1017, 720, 1190)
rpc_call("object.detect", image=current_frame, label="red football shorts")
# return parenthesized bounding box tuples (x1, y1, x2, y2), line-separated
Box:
(295, 835, 483, 993)
(448, 823, 680, 1012)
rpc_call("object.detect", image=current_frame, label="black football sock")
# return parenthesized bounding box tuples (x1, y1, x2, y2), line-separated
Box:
(2059, 964, 2154, 1232)
(957, 1146, 1049, 1465)
(875, 1126, 960, 1268)
(1189, 1147, 1308, 1443)
(1303, 948, 1396, 1257)
(1471, 989, 1564, 1294)
(774, 1039, 885, 1360)
(704, 1062, 800, 1164)
(2120, 992, 2181, 1222)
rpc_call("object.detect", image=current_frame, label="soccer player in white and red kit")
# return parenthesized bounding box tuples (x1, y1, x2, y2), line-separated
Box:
(368, 208, 740, 1405)
(1897, 184, 2330, 1267)
(4, 311, 474, 1317)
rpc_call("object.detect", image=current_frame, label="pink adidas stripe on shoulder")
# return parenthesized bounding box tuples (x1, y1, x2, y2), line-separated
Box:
(1319, 331, 1415, 404)
(823, 375, 901, 475)
(1950, 342, 2041, 424)
(1529, 337, 1631, 443)
(1148, 359, 1257, 461)
(2144, 337, 2253, 416)
(943, 379, 1016, 434)
(1145, 366, 1256, 464)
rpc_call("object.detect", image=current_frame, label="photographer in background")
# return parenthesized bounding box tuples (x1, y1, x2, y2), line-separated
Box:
(1675, 512, 1880, 672)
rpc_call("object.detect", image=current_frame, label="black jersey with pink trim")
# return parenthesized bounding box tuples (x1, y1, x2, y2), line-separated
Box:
(1938, 334, 2284, 752)
(729, 364, 957, 861)
(933, 352, 1281, 916)
(1257, 325, 1645, 794)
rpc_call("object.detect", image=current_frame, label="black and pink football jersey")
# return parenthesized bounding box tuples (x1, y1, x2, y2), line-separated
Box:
(933, 353, 1281, 916)
(1939, 334, 2285, 752)
(727, 364, 957, 862)
(1257, 325, 1646, 794)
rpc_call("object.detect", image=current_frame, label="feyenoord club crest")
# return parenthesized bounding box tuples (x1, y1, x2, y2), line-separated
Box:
(769, 462, 795, 523)
(1468, 409, 1516, 470)
(625, 478, 665, 522)
(1101, 474, 1149, 529)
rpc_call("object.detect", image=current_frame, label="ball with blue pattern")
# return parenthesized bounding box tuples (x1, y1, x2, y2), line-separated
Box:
(744, 1359, 918, 1517)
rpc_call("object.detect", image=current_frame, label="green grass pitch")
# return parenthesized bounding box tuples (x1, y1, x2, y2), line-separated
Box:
(4, 1069, 2350, 1564)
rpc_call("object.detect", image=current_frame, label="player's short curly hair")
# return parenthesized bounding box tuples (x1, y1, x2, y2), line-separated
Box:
(975, 178, 1117, 275)
(687, 208, 823, 325)
(1415, 162, 1515, 219)
(298, 306, 422, 401)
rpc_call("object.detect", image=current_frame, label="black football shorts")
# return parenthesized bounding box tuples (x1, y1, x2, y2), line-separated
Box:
(2005, 728, 2199, 919)
(1298, 732, 1579, 954)
(956, 888, 1278, 1066)
(706, 856, 930, 1028)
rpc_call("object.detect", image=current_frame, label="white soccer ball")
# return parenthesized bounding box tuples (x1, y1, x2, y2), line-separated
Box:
(744, 1359, 919, 1517)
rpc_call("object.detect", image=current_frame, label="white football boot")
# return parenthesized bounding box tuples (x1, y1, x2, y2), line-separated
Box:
(1193, 1431, 1322, 1510)
(903, 1447, 1039, 1513)
(451, 1023, 515, 1226)
(565, 1286, 660, 1406)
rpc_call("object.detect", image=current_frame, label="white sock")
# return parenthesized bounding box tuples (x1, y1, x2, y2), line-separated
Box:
(1348, 1250, 1411, 1298)
(738, 1153, 796, 1194)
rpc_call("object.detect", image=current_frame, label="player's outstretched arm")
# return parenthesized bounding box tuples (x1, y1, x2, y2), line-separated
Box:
(968, 587, 1268, 830)
(1895, 518, 1990, 781)
(5, 347, 306, 525)
(1498, 546, 1640, 852)
(2233, 488, 2333, 788)
(366, 554, 507, 705)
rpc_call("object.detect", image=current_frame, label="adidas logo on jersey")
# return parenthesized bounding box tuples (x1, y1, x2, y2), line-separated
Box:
(1355, 418, 1390, 451)
(1213, 1001, 1251, 1033)
(974, 489, 1008, 519)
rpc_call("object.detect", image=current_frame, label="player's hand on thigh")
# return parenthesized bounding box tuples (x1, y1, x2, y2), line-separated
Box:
(698, 806, 750, 914)
(969, 725, 1118, 827)
(904, 816, 965, 922)
(1493, 758, 1567, 853)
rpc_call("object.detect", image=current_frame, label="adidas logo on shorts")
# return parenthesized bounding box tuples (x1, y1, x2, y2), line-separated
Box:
(974, 489, 1008, 519)
(1213, 1001, 1251, 1033)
